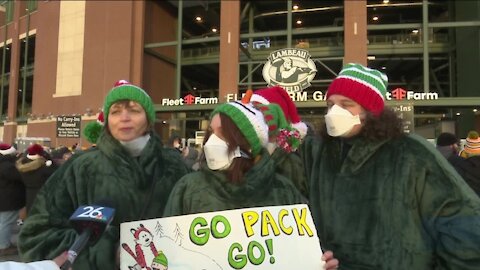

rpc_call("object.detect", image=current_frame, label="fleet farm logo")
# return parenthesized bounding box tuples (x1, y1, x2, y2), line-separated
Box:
(162, 94, 218, 106)
(386, 87, 438, 100)
(262, 48, 317, 93)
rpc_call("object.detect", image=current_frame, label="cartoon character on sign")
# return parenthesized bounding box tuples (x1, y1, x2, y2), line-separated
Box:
(122, 224, 162, 270)
(122, 221, 224, 270)
(151, 252, 168, 270)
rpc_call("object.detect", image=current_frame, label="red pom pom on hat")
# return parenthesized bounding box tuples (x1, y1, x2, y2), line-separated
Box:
(97, 111, 104, 125)
(114, 79, 131, 87)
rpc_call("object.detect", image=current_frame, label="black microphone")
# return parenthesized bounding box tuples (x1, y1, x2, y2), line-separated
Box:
(60, 201, 115, 270)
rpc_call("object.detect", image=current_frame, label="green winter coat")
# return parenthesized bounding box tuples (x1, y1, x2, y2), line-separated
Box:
(18, 132, 189, 270)
(270, 147, 308, 198)
(302, 134, 480, 270)
(164, 149, 306, 216)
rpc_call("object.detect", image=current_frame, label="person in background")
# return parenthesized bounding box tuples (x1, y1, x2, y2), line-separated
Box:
(18, 80, 189, 270)
(301, 63, 480, 269)
(436, 132, 461, 160)
(181, 144, 199, 171)
(0, 143, 25, 256)
(453, 130, 480, 196)
(251, 85, 309, 197)
(49, 146, 72, 165)
(459, 130, 480, 158)
(164, 92, 338, 269)
(167, 133, 182, 153)
(15, 144, 57, 215)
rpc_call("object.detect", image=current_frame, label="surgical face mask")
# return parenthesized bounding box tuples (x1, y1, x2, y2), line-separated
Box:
(325, 104, 361, 137)
(203, 133, 243, 170)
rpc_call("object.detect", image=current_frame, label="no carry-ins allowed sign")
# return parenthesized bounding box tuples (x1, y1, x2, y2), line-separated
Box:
(56, 115, 81, 138)
(120, 204, 324, 270)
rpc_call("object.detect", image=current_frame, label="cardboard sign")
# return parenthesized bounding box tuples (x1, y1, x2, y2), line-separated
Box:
(120, 204, 324, 270)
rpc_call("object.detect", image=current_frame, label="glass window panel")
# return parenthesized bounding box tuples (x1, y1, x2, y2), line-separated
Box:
(367, 0, 423, 24)
(240, 0, 287, 33)
(182, 0, 220, 40)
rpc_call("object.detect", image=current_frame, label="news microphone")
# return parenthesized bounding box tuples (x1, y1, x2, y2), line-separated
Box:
(60, 201, 115, 270)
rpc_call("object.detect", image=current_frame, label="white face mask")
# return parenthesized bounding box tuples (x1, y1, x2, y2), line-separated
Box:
(325, 104, 361, 137)
(203, 134, 242, 170)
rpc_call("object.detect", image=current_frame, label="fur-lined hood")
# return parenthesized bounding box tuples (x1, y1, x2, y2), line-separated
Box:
(16, 157, 48, 173)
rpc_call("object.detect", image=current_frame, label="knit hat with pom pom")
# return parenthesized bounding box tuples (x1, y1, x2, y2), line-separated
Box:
(212, 90, 301, 155)
(251, 86, 308, 139)
(326, 63, 388, 116)
(103, 80, 155, 126)
(460, 130, 480, 158)
(27, 144, 52, 166)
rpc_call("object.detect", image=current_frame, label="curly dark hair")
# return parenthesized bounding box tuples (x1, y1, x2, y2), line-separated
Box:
(202, 113, 254, 184)
(320, 107, 405, 141)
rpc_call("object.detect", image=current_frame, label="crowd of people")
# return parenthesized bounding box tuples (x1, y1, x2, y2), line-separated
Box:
(0, 64, 479, 270)
(0, 142, 77, 257)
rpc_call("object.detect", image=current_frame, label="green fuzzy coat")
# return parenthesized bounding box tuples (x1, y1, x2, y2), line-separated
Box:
(18, 132, 189, 270)
(302, 134, 480, 269)
(270, 147, 308, 198)
(164, 150, 306, 216)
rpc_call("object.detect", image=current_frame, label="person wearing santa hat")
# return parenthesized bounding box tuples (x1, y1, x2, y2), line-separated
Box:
(0, 143, 24, 256)
(301, 63, 480, 269)
(164, 91, 339, 270)
(15, 144, 57, 215)
(251, 85, 308, 196)
(18, 80, 189, 270)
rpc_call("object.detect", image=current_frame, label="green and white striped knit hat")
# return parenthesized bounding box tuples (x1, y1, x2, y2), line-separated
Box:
(326, 63, 388, 116)
(103, 80, 155, 125)
(211, 91, 269, 157)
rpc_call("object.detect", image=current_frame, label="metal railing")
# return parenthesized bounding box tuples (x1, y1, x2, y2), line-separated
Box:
(181, 33, 450, 58)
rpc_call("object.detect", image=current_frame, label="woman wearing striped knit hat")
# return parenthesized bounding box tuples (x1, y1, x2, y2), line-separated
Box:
(164, 91, 338, 269)
(459, 130, 480, 158)
(455, 130, 480, 196)
(301, 63, 480, 269)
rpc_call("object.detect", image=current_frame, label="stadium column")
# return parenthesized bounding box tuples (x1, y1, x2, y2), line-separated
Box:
(343, 0, 367, 65)
(219, 0, 240, 103)
(3, 0, 22, 143)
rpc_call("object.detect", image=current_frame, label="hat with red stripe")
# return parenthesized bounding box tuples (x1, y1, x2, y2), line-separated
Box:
(211, 91, 269, 157)
(0, 143, 16, 155)
(212, 90, 300, 155)
(254, 102, 301, 152)
(460, 130, 480, 158)
(251, 86, 307, 138)
(326, 63, 388, 116)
